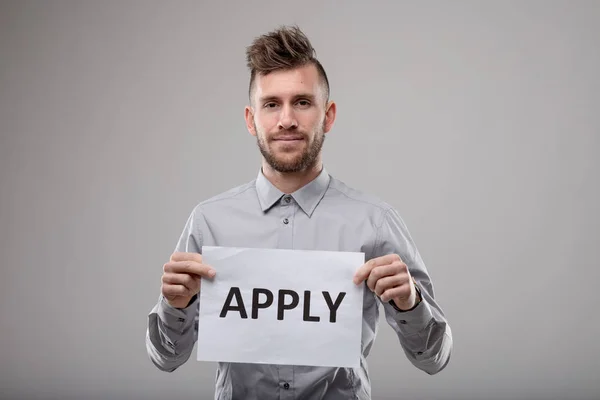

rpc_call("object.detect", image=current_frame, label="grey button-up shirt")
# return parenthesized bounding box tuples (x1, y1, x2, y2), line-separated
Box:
(146, 167, 452, 400)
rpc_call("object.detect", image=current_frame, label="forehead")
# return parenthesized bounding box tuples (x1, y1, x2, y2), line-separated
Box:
(253, 64, 324, 101)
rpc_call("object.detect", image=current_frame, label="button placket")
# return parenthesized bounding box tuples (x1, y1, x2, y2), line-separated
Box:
(281, 196, 293, 226)
(276, 195, 295, 397)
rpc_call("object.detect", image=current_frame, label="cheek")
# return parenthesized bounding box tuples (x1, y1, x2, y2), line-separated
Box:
(301, 112, 324, 129)
(255, 115, 277, 133)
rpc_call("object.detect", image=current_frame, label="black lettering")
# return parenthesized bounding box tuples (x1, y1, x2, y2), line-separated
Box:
(303, 290, 320, 322)
(252, 288, 274, 319)
(277, 289, 299, 320)
(219, 287, 247, 319)
(322, 291, 346, 323)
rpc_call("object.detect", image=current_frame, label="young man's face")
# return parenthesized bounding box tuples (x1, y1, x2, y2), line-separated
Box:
(245, 63, 335, 173)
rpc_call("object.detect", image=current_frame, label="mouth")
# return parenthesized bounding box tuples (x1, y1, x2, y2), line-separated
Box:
(272, 135, 305, 142)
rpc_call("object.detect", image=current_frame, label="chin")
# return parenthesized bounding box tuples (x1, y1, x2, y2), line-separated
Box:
(271, 148, 302, 159)
(274, 157, 303, 168)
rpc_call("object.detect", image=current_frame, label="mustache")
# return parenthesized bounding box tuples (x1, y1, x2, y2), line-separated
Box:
(270, 130, 308, 140)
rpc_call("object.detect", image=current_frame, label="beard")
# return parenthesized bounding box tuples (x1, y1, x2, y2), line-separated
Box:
(254, 121, 326, 173)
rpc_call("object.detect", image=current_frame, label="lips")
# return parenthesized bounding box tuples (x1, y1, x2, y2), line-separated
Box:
(273, 135, 304, 141)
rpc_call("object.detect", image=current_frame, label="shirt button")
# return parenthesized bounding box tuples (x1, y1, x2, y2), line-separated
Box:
(283, 382, 290, 390)
(284, 196, 291, 203)
(283, 218, 289, 224)
(399, 320, 407, 324)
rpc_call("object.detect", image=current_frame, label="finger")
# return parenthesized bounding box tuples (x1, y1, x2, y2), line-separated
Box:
(366, 262, 406, 291)
(162, 273, 200, 292)
(162, 283, 193, 298)
(380, 285, 411, 302)
(382, 253, 402, 263)
(170, 252, 203, 263)
(353, 254, 403, 285)
(353, 258, 380, 284)
(164, 260, 216, 278)
(373, 273, 407, 297)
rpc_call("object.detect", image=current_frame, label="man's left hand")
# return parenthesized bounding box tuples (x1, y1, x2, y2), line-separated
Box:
(353, 253, 419, 310)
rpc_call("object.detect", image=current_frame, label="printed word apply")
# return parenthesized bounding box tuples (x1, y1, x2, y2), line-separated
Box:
(197, 246, 365, 368)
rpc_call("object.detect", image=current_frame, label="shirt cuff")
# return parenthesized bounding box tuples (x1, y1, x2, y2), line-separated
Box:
(385, 298, 435, 335)
(157, 295, 198, 333)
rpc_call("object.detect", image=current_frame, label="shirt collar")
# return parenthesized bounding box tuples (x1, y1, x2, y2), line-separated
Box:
(255, 167, 331, 217)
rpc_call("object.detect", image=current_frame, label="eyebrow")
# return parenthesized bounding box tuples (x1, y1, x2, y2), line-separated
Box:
(258, 93, 317, 103)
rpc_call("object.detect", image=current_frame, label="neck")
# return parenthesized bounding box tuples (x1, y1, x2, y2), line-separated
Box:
(261, 160, 323, 194)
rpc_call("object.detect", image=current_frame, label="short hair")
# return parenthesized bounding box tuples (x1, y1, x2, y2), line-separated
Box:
(245, 25, 330, 103)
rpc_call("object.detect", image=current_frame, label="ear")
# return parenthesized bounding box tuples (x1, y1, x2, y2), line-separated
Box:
(323, 100, 337, 134)
(245, 106, 257, 137)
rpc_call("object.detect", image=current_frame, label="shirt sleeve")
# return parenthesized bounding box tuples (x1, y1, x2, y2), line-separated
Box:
(373, 207, 453, 375)
(145, 208, 202, 372)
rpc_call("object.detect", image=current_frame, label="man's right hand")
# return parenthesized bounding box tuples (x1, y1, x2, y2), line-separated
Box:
(161, 252, 216, 309)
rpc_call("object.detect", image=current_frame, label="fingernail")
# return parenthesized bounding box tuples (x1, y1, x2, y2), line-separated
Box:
(209, 269, 216, 278)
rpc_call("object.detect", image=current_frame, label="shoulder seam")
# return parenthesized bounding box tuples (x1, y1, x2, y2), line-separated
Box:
(372, 208, 393, 258)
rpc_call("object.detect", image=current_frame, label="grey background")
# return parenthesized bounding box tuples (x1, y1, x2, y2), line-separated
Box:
(1, 1, 598, 399)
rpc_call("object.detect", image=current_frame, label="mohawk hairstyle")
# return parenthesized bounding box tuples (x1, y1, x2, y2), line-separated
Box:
(245, 25, 330, 102)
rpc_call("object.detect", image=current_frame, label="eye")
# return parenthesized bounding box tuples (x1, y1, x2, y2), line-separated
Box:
(296, 99, 311, 107)
(264, 102, 278, 109)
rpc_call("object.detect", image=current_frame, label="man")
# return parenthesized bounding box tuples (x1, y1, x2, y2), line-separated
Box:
(146, 25, 452, 399)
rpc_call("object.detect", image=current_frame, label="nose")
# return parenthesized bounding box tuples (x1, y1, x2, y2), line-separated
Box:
(277, 105, 298, 130)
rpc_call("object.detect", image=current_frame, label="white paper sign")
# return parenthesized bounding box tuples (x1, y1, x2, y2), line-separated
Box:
(196, 246, 365, 368)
